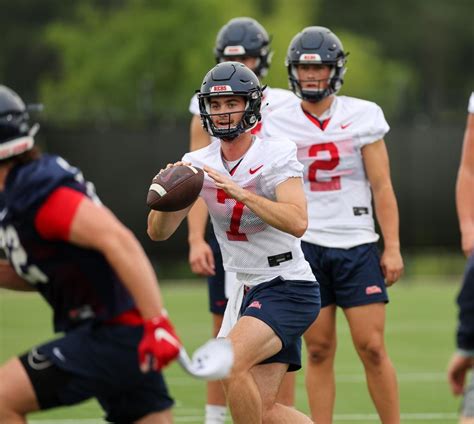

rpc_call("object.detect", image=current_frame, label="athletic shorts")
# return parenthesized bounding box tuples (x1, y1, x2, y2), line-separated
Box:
(19, 322, 173, 423)
(301, 241, 388, 308)
(207, 229, 228, 315)
(241, 277, 320, 371)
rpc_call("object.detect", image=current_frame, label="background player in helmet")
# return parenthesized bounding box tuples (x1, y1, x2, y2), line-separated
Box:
(186, 16, 298, 423)
(0, 85, 181, 423)
(262, 26, 403, 423)
(448, 92, 474, 424)
(148, 62, 320, 424)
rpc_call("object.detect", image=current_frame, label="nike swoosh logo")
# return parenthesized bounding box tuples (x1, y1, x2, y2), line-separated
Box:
(154, 328, 180, 348)
(341, 122, 352, 129)
(249, 165, 264, 174)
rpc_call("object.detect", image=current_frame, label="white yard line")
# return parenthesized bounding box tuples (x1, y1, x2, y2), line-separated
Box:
(30, 412, 459, 423)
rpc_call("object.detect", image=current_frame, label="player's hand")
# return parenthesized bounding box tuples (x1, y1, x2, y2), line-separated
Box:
(447, 352, 474, 395)
(189, 238, 215, 276)
(157, 161, 192, 175)
(380, 247, 404, 286)
(138, 312, 181, 372)
(204, 166, 247, 202)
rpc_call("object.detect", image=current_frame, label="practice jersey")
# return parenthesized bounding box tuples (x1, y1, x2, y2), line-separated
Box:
(188, 86, 299, 138)
(469, 92, 474, 113)
(183, 137, 314, 285)
(0, 155, 135, 332)
(262, 96, 389, 248)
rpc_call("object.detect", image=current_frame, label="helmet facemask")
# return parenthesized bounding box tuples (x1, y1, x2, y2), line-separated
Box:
(199, 91, 261, 141)
(288, 59, 346, 103)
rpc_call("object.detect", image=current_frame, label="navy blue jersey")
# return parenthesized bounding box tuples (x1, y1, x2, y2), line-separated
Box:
(457, 255, 474, 350)
(0, 155, 135, 332)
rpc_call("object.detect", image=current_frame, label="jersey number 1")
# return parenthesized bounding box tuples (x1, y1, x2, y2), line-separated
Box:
(308, 142, 341, 191)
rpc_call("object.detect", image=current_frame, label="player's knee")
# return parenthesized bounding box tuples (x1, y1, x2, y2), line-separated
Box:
(306, 339, 336, 364)
(356, 339, 386, 366)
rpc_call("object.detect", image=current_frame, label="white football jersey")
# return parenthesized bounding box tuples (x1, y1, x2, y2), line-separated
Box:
(182, 137, 314, 285)
(188, 86, 298, 137)
(262, 95, 389, 248)
(468, 92, 474, 113)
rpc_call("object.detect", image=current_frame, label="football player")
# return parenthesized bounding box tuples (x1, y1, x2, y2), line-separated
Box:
(0, 85, 180, 423)
(149, 62, 320, 424)
(186, 17, 299, 423)
(448, 91, 474, 424)
(262, 26, 403, 424)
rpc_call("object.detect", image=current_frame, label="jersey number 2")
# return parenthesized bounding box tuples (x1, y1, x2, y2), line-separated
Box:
(308, 142, 341, 191)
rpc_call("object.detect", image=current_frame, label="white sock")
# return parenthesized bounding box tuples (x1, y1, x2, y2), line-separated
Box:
(205, 404, 227, 424)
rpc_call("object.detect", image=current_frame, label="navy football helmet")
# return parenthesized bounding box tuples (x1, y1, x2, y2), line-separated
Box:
(198, 62, 262, 141)
(214, 17, 272, 78)
(286, 26, 347, 102)
(0, 85, 38, 160)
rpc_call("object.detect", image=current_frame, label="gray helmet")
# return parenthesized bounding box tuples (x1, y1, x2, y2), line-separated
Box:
(0, 85, 37, 160)
(286, 26, 347, 102)
(214, 17, 272, 78)
(198, 62, 262, 140)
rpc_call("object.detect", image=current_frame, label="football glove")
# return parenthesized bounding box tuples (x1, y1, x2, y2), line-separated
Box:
(138, 312, 181, 372)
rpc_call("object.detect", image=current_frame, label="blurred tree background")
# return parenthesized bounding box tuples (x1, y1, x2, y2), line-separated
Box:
(1, 0, 473, 266)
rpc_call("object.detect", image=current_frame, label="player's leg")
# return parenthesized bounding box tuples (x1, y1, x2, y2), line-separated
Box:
(205, 236, 228, 424)
(222, 278, 320, 424)
(344, 303, 399, 424)
(459, 370, 474, 424)
(303, 304, 337, 423)
(206, 312, 227, 423)
(276, 372, 296, 406)
(250, 363, 312, 423)
(300, 241, 337, 423)
(224, 316, 312, 424)
(0, 357, 39, 423)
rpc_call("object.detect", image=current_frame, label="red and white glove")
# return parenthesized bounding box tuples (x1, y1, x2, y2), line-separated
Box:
(138, 312, 181, 372)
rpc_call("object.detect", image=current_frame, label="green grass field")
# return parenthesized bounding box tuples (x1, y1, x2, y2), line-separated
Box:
(0, 277, 465, 423)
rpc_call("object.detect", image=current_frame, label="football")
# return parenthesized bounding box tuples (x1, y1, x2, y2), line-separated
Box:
(147, 165, 204, 212)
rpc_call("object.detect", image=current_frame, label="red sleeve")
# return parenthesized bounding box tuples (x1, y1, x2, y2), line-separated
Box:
(34, 187, 86, 241)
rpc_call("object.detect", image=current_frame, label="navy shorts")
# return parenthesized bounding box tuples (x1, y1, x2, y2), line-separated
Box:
(301, 241, 388, 308)
(19, 323, 173, 423)
(241, 277, 320, 371)
(207, 229, 228, 315)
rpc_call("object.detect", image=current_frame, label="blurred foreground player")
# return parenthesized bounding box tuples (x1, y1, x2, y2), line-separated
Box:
(0, 85, 180, 424)
(448, 92, 474, 424)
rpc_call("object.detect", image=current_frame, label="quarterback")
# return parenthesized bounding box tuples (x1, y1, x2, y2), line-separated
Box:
(148, 62, 319, 424)
(186, 17, 299, 422)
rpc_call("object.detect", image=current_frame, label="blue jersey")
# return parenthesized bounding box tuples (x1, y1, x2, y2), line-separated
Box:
(0, 155, 135, 332)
